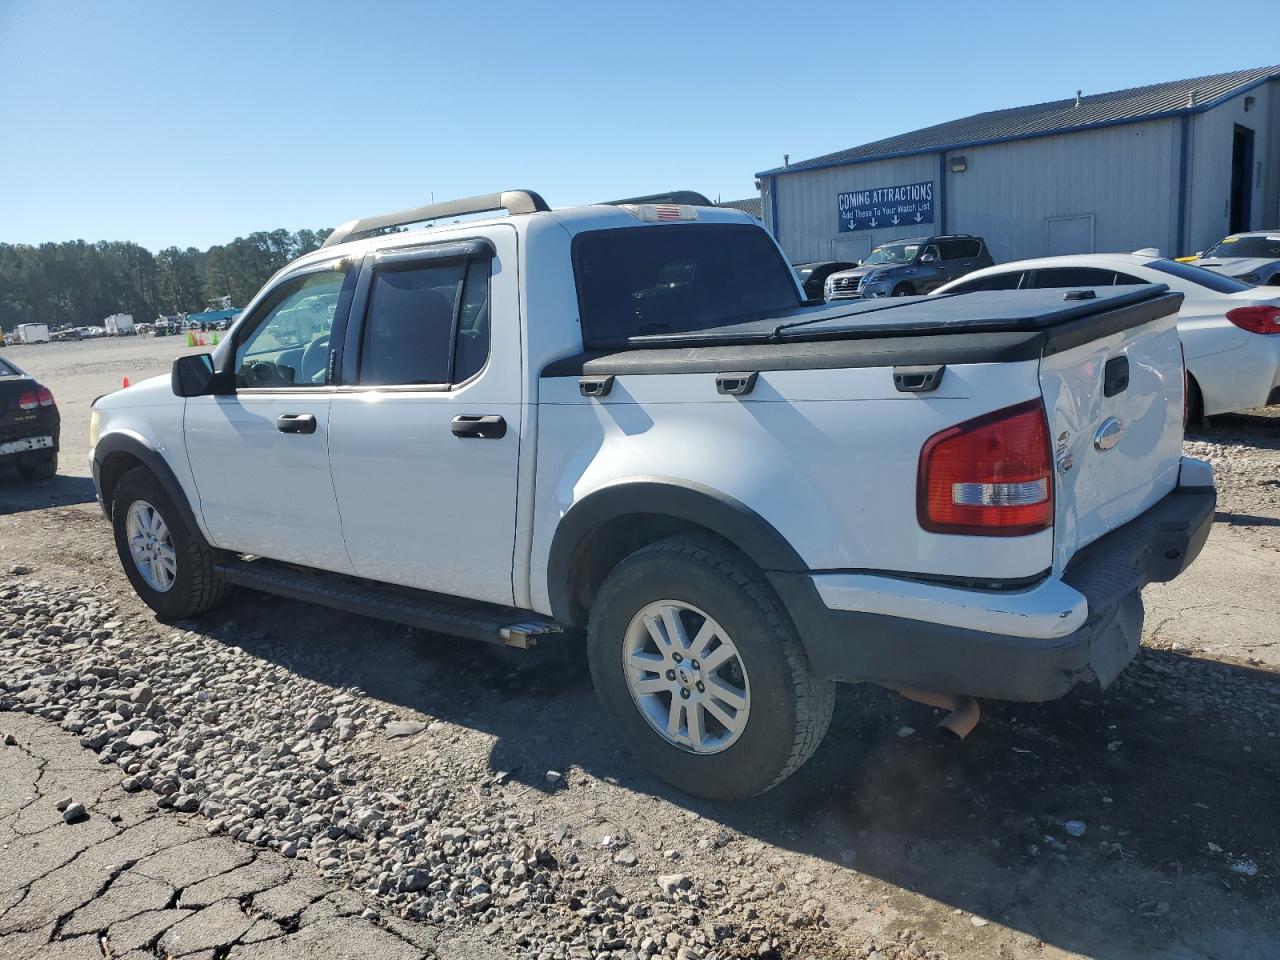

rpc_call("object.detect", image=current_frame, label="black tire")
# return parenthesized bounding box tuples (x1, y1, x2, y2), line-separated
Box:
(587, 535, 835, 800)
(111, 466, 231, 619)
(17, 451, 57, 481)
(1185, 374, 1205, 428)
(892, 283, 915, 297)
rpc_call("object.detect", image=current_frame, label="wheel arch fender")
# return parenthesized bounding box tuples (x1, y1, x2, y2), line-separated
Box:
(94, 431, 204, 538)
(546, 479, 807, 626)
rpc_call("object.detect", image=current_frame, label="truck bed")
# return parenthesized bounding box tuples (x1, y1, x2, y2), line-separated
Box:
(545, 285, 1183, 376)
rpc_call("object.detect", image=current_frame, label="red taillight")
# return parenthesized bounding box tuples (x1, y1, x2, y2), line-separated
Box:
(918, 399, 1054, 536)
(16, 386, 55, 410)
(1226, 305, 1280, 334)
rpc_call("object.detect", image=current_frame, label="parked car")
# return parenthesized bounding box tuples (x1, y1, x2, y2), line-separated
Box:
(0, 354, 59, 480)
(1179, 231, 1280, 286)
(90, 191, 1213, 800)
(935, 253, 1280, 418)
(824, 235, 993, 300)
(793, 261, 856, 301)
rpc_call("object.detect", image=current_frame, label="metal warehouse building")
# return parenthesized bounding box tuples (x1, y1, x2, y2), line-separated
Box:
(758, 65, 1280, 266)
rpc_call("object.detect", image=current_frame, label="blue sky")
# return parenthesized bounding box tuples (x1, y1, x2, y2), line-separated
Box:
(1, 0, 1277, 251)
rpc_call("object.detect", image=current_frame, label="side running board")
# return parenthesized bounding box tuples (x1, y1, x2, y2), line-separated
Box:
(212, 557, 562, 649)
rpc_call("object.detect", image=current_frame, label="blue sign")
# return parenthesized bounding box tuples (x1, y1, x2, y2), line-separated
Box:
(838, 181, 934, 232)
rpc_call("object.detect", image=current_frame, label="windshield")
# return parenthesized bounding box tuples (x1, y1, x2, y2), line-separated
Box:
(862, 243, 919, 266)
(1203, 236, 1280, 260)
(1147, 259, 1252, 294)
(573, 224, 800, 346)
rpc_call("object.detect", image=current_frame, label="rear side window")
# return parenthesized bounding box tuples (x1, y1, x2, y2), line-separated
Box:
(948, 271, 1024, 293)
(572, 224, 799, 346)
(1032, 267, 1126, 288)
(359, 257, 491, 386)
(1146, 258, 1252, 294)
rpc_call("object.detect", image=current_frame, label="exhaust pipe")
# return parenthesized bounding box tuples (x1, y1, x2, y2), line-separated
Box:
(891, 686, 981, 741)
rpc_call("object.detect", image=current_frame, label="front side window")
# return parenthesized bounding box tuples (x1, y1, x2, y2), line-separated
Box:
(358, 257, 491, 386)
(235, 265, 351, 388)
(573, 224, 798, 346)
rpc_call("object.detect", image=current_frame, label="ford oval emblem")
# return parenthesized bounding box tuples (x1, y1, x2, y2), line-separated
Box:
(1094, 417, 1125, 451)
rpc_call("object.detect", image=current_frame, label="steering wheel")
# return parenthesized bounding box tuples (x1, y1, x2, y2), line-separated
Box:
(300, 335, 330, 384)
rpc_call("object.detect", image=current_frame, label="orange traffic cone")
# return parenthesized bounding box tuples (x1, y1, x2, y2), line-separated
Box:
(121, 377, 131, 388)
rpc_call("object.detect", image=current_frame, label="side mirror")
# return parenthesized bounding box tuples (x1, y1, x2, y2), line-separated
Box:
(172, 353, 216, 397)
(921, 252, 939, 263)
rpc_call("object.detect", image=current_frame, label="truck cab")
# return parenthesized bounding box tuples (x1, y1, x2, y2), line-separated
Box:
(91, 190, 1214, 800)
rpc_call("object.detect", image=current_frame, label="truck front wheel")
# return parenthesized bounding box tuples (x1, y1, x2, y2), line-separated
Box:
(587, 535, 834, 799)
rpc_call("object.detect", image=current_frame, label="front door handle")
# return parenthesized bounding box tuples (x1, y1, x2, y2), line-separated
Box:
(276, 413, 317, 434)
(451, 414, 507, 439)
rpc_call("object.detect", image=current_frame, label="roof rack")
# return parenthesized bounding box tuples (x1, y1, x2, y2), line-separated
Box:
(604, 190, 714, 207)
(322, 190, 550, 248)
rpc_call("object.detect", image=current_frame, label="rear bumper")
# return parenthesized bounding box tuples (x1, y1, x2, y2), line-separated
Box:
(772, 465, 1216, 702)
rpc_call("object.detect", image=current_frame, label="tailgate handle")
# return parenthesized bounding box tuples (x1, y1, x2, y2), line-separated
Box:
(893, 364, 945, 393)
(1103, 356, 1129, 397)
(715, 372, 758, 396)
(578, 375, 614, 398)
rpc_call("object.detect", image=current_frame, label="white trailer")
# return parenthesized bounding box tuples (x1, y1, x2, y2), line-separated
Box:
(103, 313, 135, 336)
(15, 323, 50, 343)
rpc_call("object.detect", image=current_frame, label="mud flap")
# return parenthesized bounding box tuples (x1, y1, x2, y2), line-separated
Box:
(1088, 593, 1145, 689)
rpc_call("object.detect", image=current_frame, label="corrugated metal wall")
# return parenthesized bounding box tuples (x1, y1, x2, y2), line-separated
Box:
(946, 120, 1180, 262)
(1186, 82, 1276, 254)
(765, 87, 1280, 266)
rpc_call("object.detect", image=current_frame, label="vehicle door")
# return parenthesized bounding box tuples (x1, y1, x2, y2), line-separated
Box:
(183, 258, 358, 573)
(931, 239, 977, 288)
(326, 228, 522, 606)
(915, 242, 952, 292)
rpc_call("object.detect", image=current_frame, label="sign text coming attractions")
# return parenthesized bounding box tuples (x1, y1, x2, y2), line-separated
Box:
(837, 181, 934, 232)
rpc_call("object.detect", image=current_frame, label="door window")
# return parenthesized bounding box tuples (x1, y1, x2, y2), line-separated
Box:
(1031, 267, 1126, 288)
(947, 271, 1025, 293)
(358, 257, 491, 386)
(234, 265, 352, 388)
(940, 239, 982, 260)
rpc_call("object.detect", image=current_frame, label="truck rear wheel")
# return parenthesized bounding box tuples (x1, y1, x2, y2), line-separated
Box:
(587, 535, 834, 800)
(111, 466, 231, 619)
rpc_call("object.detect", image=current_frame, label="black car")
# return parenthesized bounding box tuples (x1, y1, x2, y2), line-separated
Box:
(0, 354, 59, 480)
(794, 261, 857, 301)
(825, 235, 994, 299)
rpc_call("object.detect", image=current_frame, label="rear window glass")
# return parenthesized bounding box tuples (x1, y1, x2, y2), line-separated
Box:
(572, 225, 799, 346)
(0, 357, 18, 376)
(1146, 259, 1251, 294)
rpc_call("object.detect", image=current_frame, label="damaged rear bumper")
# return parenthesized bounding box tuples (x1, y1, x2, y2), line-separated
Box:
(771, 461, 1216, 702)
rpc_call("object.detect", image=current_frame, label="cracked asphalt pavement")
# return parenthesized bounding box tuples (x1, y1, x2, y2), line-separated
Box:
(0, 712, 496, 960)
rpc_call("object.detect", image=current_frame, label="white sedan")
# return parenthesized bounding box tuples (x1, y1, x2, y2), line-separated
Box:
(934, 253, 1280, 418)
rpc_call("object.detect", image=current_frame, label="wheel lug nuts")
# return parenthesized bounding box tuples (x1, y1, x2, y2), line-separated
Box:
(696, 682, 705, 693)
(680, 689, 690, 699)
(691, 660, 699, 669)
(672, 653, 683, 663)
(665, 670, 676, 681)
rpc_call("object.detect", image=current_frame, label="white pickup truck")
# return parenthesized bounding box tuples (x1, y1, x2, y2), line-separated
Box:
(90, 190, 1215, 799)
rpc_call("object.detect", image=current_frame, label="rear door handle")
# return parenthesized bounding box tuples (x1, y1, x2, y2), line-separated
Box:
(451, 414, 507, 439)
(276, 413, 317, 434)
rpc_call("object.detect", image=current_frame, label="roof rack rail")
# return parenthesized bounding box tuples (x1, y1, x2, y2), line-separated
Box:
(322, 190, 550, 248)
(604, 190, 714, 207)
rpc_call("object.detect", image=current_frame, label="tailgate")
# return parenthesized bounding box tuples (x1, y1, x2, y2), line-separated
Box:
(1039, 299, 1185, 574)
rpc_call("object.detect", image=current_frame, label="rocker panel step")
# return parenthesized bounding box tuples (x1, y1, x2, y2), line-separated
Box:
(213, 557, 561, 648)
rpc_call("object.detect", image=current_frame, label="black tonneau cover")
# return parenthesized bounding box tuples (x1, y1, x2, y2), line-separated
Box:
(544, 286, 1184, 378)
(630, 285, 1174, 347)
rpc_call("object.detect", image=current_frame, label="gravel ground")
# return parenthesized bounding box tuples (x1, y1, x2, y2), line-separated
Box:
(1, 337, 1278, 959)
